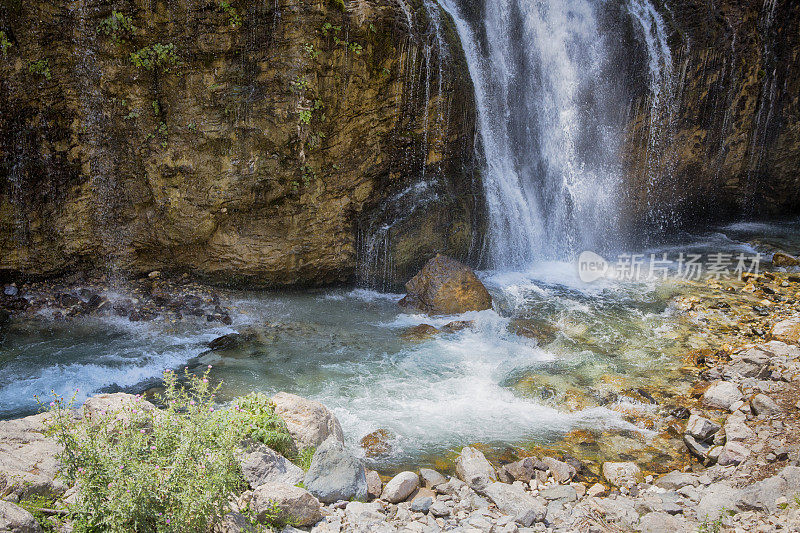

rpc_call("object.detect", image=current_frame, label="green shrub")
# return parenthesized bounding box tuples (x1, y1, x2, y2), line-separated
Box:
(19, 494, 57, 532)
(28, 59, 51, 79)
(130, 43, 179, 72)
(41, 368, 248, 533)
(0, 30, 12, 58)
(219, 1, 242, 28)
(232, 393, 294, 457)
(98, 11, 136, 43)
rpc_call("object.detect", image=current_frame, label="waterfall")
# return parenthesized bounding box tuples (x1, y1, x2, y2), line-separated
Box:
(440, 0, 674, 269)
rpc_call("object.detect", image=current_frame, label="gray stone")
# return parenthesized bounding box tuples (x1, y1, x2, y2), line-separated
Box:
(381, 471, 419, 503)
(735, 347, 772, 365)
(541, 457, 576, 484)
(502, 457, 537, 483)
(419, 468, 447, 489)
(736, 466, 800, 513)
(411, 496, 433, 513)
(428, 500, 451, 517)
(240, 442, 304, 488)
(696, 482, 741, 521)
(702, 381, 743, 411)
(483, 482, 546, 526)
(602, 462, 641, 487)
(365, 469, 382, 500)
(303, 436, 367, 504)
(751, 394, 781, 416)
(214, 512, 252, 533)
(344, 501, 385, 523)
(589, 497, 640, 529)
(251, 482, 323, 527)
(271, 393, 344, 450)
(455, 447, 496, 492)
(539, 484, 577, 502)
(0, 501, 42, 533)
(683, 434, 711, 460)
(655, 471, 699, 490)
(723, 412, 755, 442)
(717, 441, 750, 466)
(658, 492, 684, 515)
(685, 415, 721, 442)
(0, 412, 66, 500)
(639, 511, 695, 533)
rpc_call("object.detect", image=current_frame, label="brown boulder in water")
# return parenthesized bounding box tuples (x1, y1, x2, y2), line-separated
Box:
(772, 252, 800, 267)
(399, 255, 492, 315)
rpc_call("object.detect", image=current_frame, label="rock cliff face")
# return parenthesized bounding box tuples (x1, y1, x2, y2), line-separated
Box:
(0, 0, 480, 288)
(624, 0, 800, 230)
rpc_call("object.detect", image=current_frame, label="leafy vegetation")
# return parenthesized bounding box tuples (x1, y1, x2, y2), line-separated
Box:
(28, 59, 51, 79)
(19, 494, 57, 532)
(0, 30, 12, 58)
(232, 393, 294, 457)
(304, 43, 319, 59)
(130, 43, 179, 72)
(219, 1, 242, 29)
(320, 22, 362, 54)
(98, 11, 136, 43)
(40, 368, 251, 533)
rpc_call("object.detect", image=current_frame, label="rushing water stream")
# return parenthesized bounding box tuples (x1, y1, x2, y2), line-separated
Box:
(3, 221, 800, 471)
(2, 0, 799, 476)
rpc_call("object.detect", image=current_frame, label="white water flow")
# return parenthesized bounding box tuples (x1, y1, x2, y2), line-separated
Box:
(440, 0, 674, 268)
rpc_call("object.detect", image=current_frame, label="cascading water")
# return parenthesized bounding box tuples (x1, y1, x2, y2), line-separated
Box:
(440, 0, 675, 269)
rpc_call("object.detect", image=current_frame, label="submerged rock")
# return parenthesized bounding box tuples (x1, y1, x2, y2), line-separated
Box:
(359, 429, 393, 457)
(399, 255, 492, 315)
(772, 252, 800, 267)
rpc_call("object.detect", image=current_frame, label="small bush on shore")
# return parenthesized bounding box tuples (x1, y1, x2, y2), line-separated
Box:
(41, 368, 255, 533)
(232, 392, 294, 457)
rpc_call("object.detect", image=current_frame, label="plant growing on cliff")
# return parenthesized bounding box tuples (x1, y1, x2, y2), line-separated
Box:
(218, 1, 242, 29)
(40, 368, 247, 533)
(130, 43, 179, 72)
(98, 11, 136, 43)
(28, 59, 51, 79)
(0, 31, 12, 58)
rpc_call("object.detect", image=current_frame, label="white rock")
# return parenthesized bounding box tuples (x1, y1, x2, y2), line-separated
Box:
(724, 412, 755, 442)
(271, 392, 344, 449)
(381, 471, 419, 503)
(365, 469, 382, 500)
(455, 447, 497, 492)
(587, 483, 606, 497)
(541, 457, 576, 484)
(686, 414, 721, 442)
(251, 482, 323, 527)
(483, 482, 546, 526)
(602, 462, 641, 487)
(240, 442, 304, 488)
(695, 482, 741, 521)
(702, 381, 743, 411)
(751, 393, 781, 416)
(0, 500, 42, 533)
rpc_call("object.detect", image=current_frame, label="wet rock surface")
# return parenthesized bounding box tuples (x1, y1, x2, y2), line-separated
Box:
(399, 255, 492, 315)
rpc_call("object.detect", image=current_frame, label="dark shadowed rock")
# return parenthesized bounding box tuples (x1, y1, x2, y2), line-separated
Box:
(399, 255, 492, 315)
